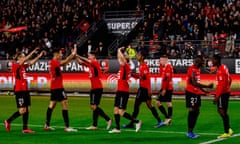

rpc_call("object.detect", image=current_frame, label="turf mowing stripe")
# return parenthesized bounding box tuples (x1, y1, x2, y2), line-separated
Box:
(1, 123, 219, 136)
(200, 133, 240, 144)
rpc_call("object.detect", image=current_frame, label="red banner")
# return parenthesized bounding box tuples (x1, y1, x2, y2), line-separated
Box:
(0, 26, 27, 33)
(0, 73, 240, 95)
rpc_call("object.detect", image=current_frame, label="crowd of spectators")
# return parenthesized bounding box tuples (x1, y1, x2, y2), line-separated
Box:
(0, 0, 240, 59)
(0, 0, 134, 59)
(137, 0, 240, 58)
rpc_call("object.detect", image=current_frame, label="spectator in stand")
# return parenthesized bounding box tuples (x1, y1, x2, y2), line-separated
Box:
(183, 42, 195, 59)
(225, 31, 236, 57)
(87, 40, 93, 56)
(168, 40, 180, 58)
(126, 44, 137, 59)
(95, 41, 107, 57)
(136, 40, 149, 57)
(218, 30, 227, 55)
(141, 20, 153, 41)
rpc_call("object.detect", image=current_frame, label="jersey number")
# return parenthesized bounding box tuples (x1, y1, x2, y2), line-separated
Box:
(191, 97, 198, 104)
(18, 98, 24, 106)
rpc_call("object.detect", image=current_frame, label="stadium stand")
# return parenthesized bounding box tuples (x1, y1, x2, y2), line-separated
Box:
(0, 0, 239, 59)
(134, 0, 240, 58)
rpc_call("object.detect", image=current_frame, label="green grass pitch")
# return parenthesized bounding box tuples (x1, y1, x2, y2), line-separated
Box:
(0, 95, 239, 144)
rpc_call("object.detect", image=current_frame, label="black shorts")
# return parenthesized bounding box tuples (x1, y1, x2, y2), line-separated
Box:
(90, 88, 103, 105)
(217, 93, 230, 109)
(136, 87, 151, 102)
(15, 91, 31, 108)
(156, 90, 173, 102)
(114, 91, 129, 109)
(185, 91, 201, 108)
(50, 88, 67, 102)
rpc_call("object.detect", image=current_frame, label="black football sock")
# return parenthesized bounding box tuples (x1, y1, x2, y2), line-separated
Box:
(46, 107, 53, 126)
(22, 110, 29, 130)
(7, 111, 21, 123)
(131, 101, 141, 124)
(158, 105, 168, 118)
(123, 112, 139, 123)
(132, 100, 140, 118)
(114, 114, 120, 130)
(150, 107, 161, 122)
(93, 109, 99, 127)
(62, 110, 69, 127)
(97, 107, 110, 121)
(192, 110, 199, 129)
(221, 114, 230, 133)
(168, 107, 173, 118)
(188, 111, 195, 132)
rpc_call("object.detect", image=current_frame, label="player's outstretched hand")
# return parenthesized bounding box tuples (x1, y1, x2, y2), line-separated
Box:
(39, 50, 46, 57)
(72, 44, 77, 56)
(34, 47, 40, 52)
(74, 43, 77, 49)
(118, 47, 125, 51)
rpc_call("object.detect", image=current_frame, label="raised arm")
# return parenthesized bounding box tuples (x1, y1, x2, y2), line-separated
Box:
(19, 47, 39, 65)
(60, 44, 77, 66)
(75, 55, 91, 63)
(117, 47, 127, 65)
(75, 55, 83, 64)
(28, 50, 46, 66)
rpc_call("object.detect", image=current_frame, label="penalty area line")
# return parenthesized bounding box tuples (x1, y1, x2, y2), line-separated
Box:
(200, 133, 240, 144)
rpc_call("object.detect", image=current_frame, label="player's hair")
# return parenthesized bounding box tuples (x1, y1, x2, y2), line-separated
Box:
(13, 52, 24, 60)
(195, 55, 203, 61)
(138, 50, 147, 59)
(213, 54, 221, 65)
(52, 48, 61, 54)
(194, 55, 204, 67)
(89, 51, 96, 55)
(160, 54, 168, 58)
(196, 55, 203, 59)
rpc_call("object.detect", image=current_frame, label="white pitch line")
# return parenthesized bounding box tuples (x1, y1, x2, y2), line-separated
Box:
(200, 133, 240, 144)
(124, 129, 219, 136)
(1, 123, 219, 136)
